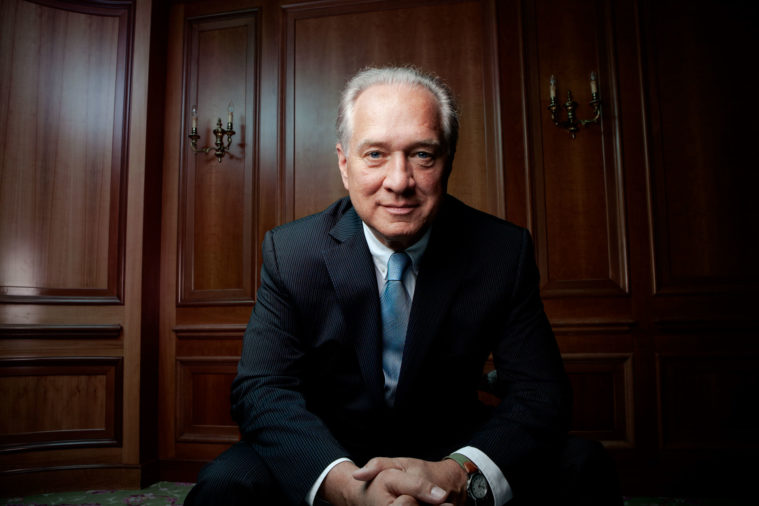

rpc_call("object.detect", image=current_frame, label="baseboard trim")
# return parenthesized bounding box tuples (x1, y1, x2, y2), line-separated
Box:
(158, 459, 205, 483)
(0, 464, 141, 497)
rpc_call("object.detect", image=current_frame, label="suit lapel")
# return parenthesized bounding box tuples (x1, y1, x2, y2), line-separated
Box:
(395, 199, 465, 405)
(322, 207, 386, 406)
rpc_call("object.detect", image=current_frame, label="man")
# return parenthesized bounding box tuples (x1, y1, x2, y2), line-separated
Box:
(185, 66, 620, 506)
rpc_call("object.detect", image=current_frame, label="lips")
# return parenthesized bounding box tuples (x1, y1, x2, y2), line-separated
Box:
(381, 203, 418, 215)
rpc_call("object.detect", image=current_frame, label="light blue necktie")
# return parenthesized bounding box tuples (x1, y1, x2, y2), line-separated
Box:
(381, 251, 412, 404)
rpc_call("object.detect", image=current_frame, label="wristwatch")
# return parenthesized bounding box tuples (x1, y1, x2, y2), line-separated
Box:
(447, 453, 494, 506)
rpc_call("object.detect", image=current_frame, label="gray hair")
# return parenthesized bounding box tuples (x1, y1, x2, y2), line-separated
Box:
(336, 66, 459, 165)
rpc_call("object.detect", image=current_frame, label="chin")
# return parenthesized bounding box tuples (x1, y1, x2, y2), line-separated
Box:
(381, 227, 424, 248)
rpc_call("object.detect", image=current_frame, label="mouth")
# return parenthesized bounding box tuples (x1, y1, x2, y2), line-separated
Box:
(381, 203, 418, 215)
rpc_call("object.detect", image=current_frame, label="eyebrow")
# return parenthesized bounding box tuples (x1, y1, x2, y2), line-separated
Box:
(356, 139, 443, 153)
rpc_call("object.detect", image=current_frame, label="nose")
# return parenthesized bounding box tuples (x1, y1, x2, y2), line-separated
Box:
(382, 153, 414, 194)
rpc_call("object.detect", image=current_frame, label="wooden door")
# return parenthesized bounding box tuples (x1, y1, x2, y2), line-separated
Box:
(502, 0, 636, 452)
(0, 0, 153, 494)
(158, 0, 259, 475)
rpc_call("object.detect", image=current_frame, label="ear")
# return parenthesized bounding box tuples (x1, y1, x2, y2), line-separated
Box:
(336, 143, 350, 191)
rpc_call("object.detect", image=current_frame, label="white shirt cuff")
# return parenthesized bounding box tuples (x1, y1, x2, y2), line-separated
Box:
(305, 457, 353, 505)
(455, 446, 513, 505)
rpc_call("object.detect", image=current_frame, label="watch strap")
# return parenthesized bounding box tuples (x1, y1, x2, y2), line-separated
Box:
(447, 452, 479, 475)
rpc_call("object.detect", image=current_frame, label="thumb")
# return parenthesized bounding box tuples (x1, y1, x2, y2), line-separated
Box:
(352, 457, 401, 481)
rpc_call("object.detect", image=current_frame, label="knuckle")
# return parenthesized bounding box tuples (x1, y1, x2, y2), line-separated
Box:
(410, 475, 427, 490)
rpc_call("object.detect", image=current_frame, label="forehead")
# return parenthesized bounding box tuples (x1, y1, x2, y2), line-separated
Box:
(350, 83, 442, 143)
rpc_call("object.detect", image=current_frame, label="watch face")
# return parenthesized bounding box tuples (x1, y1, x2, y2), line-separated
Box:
(469, 473, 489, 500)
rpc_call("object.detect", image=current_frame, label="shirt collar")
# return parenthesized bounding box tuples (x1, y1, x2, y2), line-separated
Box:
(362, 223, 430, 280)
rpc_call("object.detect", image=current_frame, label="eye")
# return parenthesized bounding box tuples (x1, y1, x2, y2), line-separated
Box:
(363, 150, 386, 165)
(411, 150, 436, 166)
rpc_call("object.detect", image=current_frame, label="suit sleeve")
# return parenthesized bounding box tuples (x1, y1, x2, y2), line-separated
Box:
(468, 228, 572, 492)
(230, 230, 349, 505)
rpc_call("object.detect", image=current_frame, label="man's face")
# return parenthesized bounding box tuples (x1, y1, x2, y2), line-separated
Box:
(337, 83, 448, 251)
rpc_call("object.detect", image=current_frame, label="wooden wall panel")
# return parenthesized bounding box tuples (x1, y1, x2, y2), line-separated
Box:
(179, 11, 258, 305)
(481, 350, 633, 448)
(159, 0, 261, 472)
(564, 353, 633, 448)
(176, 357, 239, 443)
(284, 0, 502, 221)
(657, 353, 759, 450)
(0, 0, 132, 303)
(524, 0, 628, 298)
(634, 1, 759, 492)
(641, 0, 759, 295)
(167, 325, 244, 463)
(0, 357, 123, 453)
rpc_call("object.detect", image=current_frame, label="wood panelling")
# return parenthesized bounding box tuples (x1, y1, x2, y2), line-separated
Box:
(146, 0, 758, 498)
(179, 11, 258, 305)
(483, 351, 634, 448)
(641, 0, 759, 295)
(0, 357, 123, 453)
(657, 353, 759, 450)
(0, 0, 152, 493)
(0, 324, 122, 339)
(1, 0, 751, 494)
(166, 325, 244, 461)
(283, 0, 502, 221)
(176, 357, 239, 443)
(160, 1, 259, 468)
(173, 325, 244, 442)
(0, 0, 133, 304)
(174, 324, 245, 351)
(628, 1, 759, 490)
(524, 0, 628, 298)
(564, 353, 633, 448)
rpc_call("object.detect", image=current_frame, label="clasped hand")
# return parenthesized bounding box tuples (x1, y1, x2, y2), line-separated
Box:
(320, 456, 468, 506)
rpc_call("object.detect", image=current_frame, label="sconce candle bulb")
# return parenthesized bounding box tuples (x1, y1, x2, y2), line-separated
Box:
(589, 72, 598, 95)
(188, 103, 236, 163)
(228, 101, 234, 125)
(549, 75, 557, 99)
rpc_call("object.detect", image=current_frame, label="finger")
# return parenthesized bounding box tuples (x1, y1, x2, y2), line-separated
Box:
(353, 457, 403, 481)
(382, 469, 449, 504)
(391, 494, 420, 506)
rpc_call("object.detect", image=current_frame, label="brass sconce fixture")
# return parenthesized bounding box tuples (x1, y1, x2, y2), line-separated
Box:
(188, 102, 236, 162)
(548, 72, 602, 139)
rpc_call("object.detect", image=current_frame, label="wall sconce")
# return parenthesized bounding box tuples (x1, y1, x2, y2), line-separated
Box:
(188, 102, 236, 162)
(547, 72, 602, 139)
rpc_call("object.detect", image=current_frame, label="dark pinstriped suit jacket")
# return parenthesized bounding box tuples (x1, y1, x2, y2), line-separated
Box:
(230, 195, 571, 505)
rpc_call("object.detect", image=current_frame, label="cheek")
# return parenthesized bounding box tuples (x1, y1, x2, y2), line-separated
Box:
(415, 172, 445, 196)
(352, 169, 385, 194)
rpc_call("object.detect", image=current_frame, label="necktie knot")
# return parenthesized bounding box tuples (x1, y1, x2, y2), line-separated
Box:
(387, 252, 411, 281)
